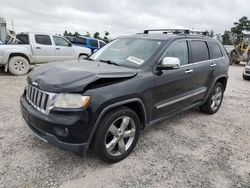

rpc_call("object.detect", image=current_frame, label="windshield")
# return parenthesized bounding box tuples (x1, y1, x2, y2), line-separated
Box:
(90, 38, 162, 68)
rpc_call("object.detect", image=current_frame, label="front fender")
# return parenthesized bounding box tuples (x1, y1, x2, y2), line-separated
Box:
(73, 46, 91, 57)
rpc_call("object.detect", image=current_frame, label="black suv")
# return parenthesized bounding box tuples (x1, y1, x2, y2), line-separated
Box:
(20, 29, 229, 163)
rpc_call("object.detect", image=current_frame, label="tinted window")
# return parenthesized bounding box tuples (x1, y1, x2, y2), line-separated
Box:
(163, 41, 188, 65)
(16, 34, 29, 44)
(100, 41, 106, 48)
(190, 41, 209, 63)
(74, 37, 86, 45)
(90, 39, 98, 47)
(207, 42, 223, 59)
(53, 36, 70, 46)
(35, 35, 52, 45)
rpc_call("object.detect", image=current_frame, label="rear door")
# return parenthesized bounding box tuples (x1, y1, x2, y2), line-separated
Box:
(52, 36, 75, 61)
(152, 40, 195, 120)
(32, 34, 56, 63)
(190, 40, 218, 101)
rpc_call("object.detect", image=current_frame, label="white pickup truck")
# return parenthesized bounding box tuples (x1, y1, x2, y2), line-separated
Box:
(0, 32, 91, 75)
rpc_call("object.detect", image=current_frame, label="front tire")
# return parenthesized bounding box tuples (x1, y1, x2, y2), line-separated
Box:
(200, 82, 224, 114)
(94, 107, 140, 163)
(8, 56, 30, 76)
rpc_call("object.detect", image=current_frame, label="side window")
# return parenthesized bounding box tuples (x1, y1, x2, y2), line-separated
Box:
(74, 37, 86, 45)
(89, 39, 98, 48)
(100, 41, 106, 48)
(207, 42, 223, 59)
(190, 41, 209, 63)
(35, 35, 52, 45)
(53, 36, 70, 46)
(163, 41, 188, 65)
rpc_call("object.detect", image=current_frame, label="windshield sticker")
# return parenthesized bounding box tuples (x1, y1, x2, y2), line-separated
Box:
(127, 56, 144, 65)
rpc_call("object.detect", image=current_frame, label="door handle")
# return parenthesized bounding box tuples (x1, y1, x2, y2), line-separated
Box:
(185, 69, 194, 74)
(36, 47, 41, 49)
(210, 63, 216, 67)
(55, 48, 60, 50)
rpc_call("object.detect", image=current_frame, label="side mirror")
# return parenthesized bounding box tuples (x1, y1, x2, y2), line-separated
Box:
(157, 57, 180, 71)
(68, 43, 72, 47)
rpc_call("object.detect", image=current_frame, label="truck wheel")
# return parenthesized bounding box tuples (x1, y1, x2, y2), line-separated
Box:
(200, 82, 224, 114)
(8, 56, 30, 76)
(94, 107, 140, 163)
(230, 50, 240, 65)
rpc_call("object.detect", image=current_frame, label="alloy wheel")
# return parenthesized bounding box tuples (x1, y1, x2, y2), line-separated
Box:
(105, 116, 136, 156)
(211, 86, 222, 111)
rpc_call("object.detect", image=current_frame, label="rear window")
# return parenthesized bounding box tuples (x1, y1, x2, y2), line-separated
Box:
(35, 35, 52, 45)
(16, 34, 29, 44)
(190, 41, 209, 63)
(89, 39, 98, 47)
(207, 42, 223, 59)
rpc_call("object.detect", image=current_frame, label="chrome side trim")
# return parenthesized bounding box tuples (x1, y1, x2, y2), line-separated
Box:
(156, 88, 206, 109)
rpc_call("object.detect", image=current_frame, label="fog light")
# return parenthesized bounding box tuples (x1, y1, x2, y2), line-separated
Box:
(54, 127, 69, 137)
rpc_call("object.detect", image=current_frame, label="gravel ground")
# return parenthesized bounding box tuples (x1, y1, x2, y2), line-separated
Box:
(0, 65, 249, 188)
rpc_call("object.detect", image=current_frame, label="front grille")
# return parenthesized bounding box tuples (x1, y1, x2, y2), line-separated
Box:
(26, 84, 55, 114)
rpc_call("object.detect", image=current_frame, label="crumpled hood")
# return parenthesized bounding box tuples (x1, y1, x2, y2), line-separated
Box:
(27, 60, 138, 93)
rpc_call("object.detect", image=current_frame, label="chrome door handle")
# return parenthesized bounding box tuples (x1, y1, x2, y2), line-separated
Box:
(55, 48, 60, 50)
(185, 69, 194, 74)
(210, 63, 216, 67)
(36, 47, 41, 49)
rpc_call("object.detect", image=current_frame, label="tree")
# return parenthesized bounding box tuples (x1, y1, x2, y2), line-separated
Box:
(73, 31, 80, 37)
(63, 30, 68, 36)
(93, 32, 100, 39)
(85, 31, 91, 37)
(231, 16, 250, 43)
(231, 16, 250, 35)
(221, 30, 232, 45)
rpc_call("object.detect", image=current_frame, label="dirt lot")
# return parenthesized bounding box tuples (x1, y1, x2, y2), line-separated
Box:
(0, 65, 249, 188)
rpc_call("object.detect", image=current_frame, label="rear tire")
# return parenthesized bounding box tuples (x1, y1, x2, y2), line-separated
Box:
(200, 82, 224, 114)
(8, 56, 30, 75)
(94, 107, 140, 163)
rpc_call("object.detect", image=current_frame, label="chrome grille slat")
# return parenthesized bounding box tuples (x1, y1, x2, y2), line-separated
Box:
(25, 84, 56, 115)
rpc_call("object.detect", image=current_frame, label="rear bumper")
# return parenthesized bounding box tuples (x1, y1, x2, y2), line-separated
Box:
(20, 94, 92, 155)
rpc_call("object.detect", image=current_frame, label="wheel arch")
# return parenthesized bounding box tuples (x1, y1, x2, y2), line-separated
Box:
(87, 98, 147, 150)
(8, 53, 31, 65)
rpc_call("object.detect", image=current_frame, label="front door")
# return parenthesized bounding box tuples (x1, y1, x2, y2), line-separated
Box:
(152, 40, 195, 120)
(52, 36, 75, 61)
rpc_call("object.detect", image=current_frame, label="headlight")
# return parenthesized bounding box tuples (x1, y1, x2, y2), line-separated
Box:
(54, 93, 90, 109)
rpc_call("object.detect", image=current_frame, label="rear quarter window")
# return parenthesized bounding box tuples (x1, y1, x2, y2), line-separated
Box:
(207, 42, 223, 59)
(190, 40, 209, 63)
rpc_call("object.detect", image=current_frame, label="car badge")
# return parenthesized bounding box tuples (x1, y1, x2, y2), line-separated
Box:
(32, 81, 39, 87)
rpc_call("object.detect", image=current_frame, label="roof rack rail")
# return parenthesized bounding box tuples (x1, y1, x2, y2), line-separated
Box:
(143, 29, 209, 36)
(143, 29, 190, 34)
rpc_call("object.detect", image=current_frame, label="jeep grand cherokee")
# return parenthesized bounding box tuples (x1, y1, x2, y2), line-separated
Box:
(20, 29, 229, 163)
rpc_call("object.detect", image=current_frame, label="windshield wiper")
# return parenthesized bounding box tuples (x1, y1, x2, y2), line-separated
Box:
(99, 59, 119, 66)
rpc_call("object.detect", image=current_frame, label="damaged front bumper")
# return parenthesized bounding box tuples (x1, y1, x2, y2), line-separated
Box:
(20, 94, 93, 155)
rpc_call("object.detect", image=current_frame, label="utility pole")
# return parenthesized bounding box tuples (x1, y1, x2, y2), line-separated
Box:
(12, 19, 14, 31)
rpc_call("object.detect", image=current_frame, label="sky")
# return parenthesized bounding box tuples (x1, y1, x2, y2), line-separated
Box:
(0, 0, 249, 38)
